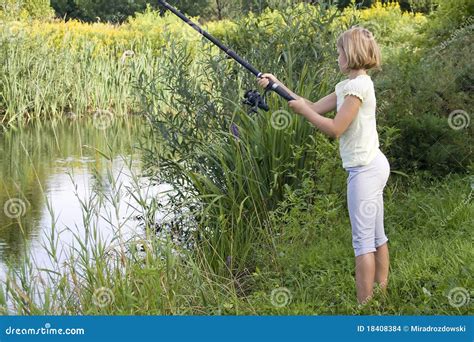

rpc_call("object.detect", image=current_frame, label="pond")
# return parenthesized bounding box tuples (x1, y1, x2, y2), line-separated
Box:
(0, 117, 171, 282)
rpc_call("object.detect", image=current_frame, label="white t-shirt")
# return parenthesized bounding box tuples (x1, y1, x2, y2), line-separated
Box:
(335, 74, 380, 169)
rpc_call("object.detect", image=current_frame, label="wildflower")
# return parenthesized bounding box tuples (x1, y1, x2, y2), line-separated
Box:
(230, 123, 240, 140)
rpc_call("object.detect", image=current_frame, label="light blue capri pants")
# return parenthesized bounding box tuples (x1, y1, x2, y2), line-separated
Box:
(346, 149, 391, 257)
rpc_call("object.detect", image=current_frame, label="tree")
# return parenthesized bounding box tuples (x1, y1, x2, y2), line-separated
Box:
(73, 0, 149, 22)
(166, 0, 210, 17)
(50, 0, 81, 20)
(50, 0, 210, 22)
(335, 0, 436, 13)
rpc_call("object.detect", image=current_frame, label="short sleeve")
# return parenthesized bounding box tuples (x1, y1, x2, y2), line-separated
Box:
(342, 78, 367, 102)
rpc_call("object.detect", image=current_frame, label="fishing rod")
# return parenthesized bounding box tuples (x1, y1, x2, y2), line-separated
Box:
(157, 0, 295, 113)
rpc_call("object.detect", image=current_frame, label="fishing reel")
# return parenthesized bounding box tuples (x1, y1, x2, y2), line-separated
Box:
(158, 0, 295, 114)
(243, 89, 269, 114)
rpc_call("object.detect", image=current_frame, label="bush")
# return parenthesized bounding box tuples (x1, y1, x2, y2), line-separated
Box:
(0, 0, 53, 20)
(422, 0, 474, 46)
(222, 3, 342, 94)
(342, 1, 427, 48)
(387, 114, 472, 176)
(364, 1, 473, 176)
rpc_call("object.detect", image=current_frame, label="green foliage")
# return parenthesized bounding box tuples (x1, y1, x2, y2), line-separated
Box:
(0, 0, 53, 19)
(0, 21, 161, 125)
(138, 4, 342, 273)
(2, 0, 471, 176)
(387, 114, 472, 176)
(252, 174, 472, 314)
(50, 0, 83, 20)
(336, 0, 436, 13)
(49, 0, 210, 23)
(347, 1, 427, 48)
(372, 0, 473, 176)
(405, 0, 437, 13)
(422, 0, 474, 45)
(166, 0, 210, 16)
(52, 0, 147, 22)
(42, 0, 442, 24)
(223, 3, 342, 85)
(3, 164, 471, 314)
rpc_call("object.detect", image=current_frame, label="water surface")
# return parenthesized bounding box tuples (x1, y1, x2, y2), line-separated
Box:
(0, 117, 166, 280)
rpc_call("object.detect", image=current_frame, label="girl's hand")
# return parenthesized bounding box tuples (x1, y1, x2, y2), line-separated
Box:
(288, 97, 310, 115)
(257, 73, 281, 88)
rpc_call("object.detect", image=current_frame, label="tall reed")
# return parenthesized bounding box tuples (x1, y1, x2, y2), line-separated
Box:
(137, 3, 345, 276)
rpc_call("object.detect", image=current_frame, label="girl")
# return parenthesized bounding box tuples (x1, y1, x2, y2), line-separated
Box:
(258, 27, 390, 304)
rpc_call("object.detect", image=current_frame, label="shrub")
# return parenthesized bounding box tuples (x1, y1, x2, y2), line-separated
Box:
(387, 114, 472, 176)
(362, 1, 473, 176)
(0, 0, 53, 20)
(421, 0, 474, 46)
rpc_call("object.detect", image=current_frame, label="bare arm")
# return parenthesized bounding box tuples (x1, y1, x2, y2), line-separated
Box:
(289, 95, 361, 139)
(257, 74, 337, 115)
(307, 92, 337, 115)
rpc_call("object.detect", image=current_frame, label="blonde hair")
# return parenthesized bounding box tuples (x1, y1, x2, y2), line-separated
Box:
(337, 26, 381, 71)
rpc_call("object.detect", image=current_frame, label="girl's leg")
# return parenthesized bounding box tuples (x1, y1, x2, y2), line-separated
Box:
(348, 150, 390, 304)
(355, 252, 375, 303)
(374, 152, 391, 291)
(374, 242, 389, 290)
(347, 170, 378, 304)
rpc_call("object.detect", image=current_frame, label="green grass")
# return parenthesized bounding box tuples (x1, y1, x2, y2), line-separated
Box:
(0, 33, 158, 126)
(1, 166, 471, 315)
(241, 174, 473, 315)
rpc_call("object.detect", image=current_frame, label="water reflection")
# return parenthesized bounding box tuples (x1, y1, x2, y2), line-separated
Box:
(0, 117, 158, 280)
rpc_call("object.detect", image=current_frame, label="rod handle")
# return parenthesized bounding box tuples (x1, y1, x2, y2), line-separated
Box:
(266, 80, 295, 102)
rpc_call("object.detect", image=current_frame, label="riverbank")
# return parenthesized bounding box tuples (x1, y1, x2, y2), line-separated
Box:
(1, 168, 471, 315)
